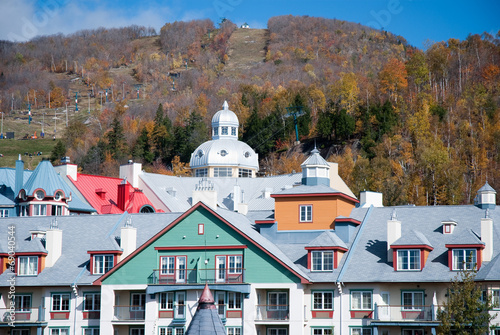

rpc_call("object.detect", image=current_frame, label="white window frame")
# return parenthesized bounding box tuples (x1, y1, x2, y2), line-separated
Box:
(313, 291, 333, 310)
(397, 249, 421, 270)
(159, 292, 174, 310)
(93, 255, 114, 274)
(227, 327, 241, 335)
(174, 292, 186, 319)
(51, 329, 69, 335)
(33, 204, 47, 216)
(160, 256, 175, 275)
(195, 168, 207, 177)
(351, 328, 372, 335)
(221, 126, 228, 135)
(228, 255, 243, 274)
(227, 292, 242, 310)
(300, 205, 312, 222)
(14, 295, 31, 312)
(231, 127, 236, 136)
(452, 249, 477, 270)
(214, 167, 232, 177)
(130, 328, 144, 335)
(0, 209, 8, 217)
(312, 329, 333, 335)
(351, 291, 372, 310)
(492, 290, 500, 309)
(18, 256, 38, 276)
(238, 168, 252, 178)
(52, 293, 70, 312)
(311, 251, 333, 271)
(159, 328, 184, 335)
(402, 330, 424, 335)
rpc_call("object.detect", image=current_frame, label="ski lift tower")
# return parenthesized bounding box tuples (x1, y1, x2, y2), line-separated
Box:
(285, 106, 304, 145)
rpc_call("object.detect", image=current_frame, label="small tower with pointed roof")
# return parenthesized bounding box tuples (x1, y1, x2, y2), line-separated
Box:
(185, 284, 226, 335)
(475, 181, 496, 209)
(301, 147, 330, 186)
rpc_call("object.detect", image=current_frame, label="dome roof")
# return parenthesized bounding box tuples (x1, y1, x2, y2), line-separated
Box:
(211, 101, 239, 128)
(190, 139, 259, 171)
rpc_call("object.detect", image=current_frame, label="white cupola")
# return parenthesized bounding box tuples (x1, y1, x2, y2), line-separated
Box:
(475, 181, 496, 209)
(211, 101, 239, 140)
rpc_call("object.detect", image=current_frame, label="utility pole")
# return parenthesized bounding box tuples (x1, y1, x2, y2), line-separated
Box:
(28, 103, 31, 125)
(122, 82, 125, 100)
(1, 111, 4, 137)
(75, 91, 78, 112)
(48, 91, 51, 109)
(88, 93, 91, 114)
(11, 93, 14, 111)
(54, 108, 57, 139)
(65, 102, 68, 126)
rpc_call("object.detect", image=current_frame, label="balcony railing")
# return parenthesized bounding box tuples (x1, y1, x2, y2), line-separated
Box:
(255, 305, 289, 321)
(148, 268, 244, 285)
(374, 305, 438, 322)
(158, 305, 186, 320)
(0, 307, 45, 323)
(113, 306, 145, 321)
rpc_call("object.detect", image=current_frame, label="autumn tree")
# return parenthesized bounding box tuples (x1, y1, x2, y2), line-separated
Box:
(379, 58, 408, 103)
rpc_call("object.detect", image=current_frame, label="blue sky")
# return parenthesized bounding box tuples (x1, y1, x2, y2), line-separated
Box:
(1, 0, 499, 49)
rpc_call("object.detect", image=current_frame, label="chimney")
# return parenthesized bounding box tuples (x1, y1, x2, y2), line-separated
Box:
(15, 154, 24, 197)
(120, 217, 137, 259)
(481, 212, 493, 262)
(387, 209, 401, 262)
(119, 161, 142, 188)
(192, 178, 217, 210)
(232, 185, 241, 211)
(54, 158, 78, 181)
(45, 220, 62, 267)
(117, 179, 132, 211)
(359, 191, 384, 208)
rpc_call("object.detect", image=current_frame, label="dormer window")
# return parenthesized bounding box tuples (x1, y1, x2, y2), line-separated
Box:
(35, 190, 45, 200)
(18, 256, 38, 276)
(442, 220, 457, 234)
(452, 249, 477, 270)
(397, 250, 420, 270)
(312, 251, 333, 271)
(93, 255, 114, 274)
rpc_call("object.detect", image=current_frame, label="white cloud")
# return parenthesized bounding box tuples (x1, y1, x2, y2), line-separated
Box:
(0, 0, 175, 42)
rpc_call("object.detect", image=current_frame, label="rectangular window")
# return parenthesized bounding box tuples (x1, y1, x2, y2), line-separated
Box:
(231, 127, 236, 136)
(12, 330, 29, 335)
(452, 249, 477, 270)
(227, 292, 242, 310)
(14, 295, 31, 312)
(300, 205, 312, 222)
(312, 251, 333, 271)
(221, 127, 228, 135)
(195, 168, 208, 177)
(351, 291, 372, 310)
(227, 327, 241, 335)
(83, 328, 100, 335)
(33, 204, 47, 216)
(214, 167, 232, 177)
(175, 292, 186, 319)
(267, 329, 287, 335)
(18, 256, 38, 276)
(159, 328, 184, 335)
(313, 291, 333, 310)
(93, 255, 114, 274)
(0, 209, 8, 217)
(130, 329, 144, 335)
(313, 329, 333, 335)
(20, 205, 29, 216)
(492, 290, 499, 309)
(397, 250, 421, 270)
(215, 292, 225, 317)
(51, 328, 69, 335)
(160, 256, 175, 275)
(52, 205, 63, 216)
(268, 292, 288, 310)
(351, 328, 372, 335)
(402, 330, 423, 335)
(228, 255, 243, 274)
(52, 293, 70, 311)
(238, 168, 252, 178)
(159, 292, 174, 310)
(83, 293, 100, 311)
(198, 223, 204, 235)
(402, 291, 424, 310)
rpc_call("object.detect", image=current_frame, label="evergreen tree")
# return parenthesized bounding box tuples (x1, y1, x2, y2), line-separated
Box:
(49, 140, 66, 163)
(437, 269, 497, 335)
(106, 116, 126, 160)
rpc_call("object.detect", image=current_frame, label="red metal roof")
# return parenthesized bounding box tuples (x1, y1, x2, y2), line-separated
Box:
(69, 174, 158, 214)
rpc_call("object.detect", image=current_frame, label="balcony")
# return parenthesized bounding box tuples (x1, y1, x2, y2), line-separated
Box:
(148, 268, 244, 285)
(0, 307, 45, 324)
(373, 305, 438, 322)
(255, 305, 289, 321)
(113, 306, 145, 321)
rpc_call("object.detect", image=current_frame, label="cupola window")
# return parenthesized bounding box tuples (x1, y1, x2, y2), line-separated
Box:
(35, 190, 45, 200)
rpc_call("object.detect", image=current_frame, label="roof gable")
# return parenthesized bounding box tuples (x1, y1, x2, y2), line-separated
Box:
(95, 202, 309, 285)
(306, 231, 347, 249)
(392, 230, 433, 248)
(22, 160, 71, 198)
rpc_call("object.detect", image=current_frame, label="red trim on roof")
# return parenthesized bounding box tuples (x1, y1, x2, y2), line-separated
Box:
(445, 244, 485, 249)
(93, 202, 310, 285)
(87, 250, 123, 255)
(305, 246, 348, 252)
(254, 220, 275, 225)
(391, 244, 434, 251)
(14, 252, 48, 256)
(155, 245, 248, 251)
(334, 218, 361, 225)
(272, 192, 359, 203)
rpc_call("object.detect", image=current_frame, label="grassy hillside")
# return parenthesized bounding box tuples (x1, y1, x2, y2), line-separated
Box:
(0, 138, 55, 169)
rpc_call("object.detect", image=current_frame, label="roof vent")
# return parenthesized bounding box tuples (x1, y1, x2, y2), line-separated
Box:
(50, 217, 59, 229)
(166, 187, 177, 198)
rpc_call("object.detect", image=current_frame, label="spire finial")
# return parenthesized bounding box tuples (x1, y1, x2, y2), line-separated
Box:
(223, 101, 229, 110)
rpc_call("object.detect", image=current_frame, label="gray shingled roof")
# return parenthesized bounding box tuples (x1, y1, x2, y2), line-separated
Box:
(301, 148, 329, 167)
(338, 205, 500, 283)
(272, 184, 343, 196)
(392, 230, 432, 247)
(306, 231, 347, 249)
(185, 308, 226, 335)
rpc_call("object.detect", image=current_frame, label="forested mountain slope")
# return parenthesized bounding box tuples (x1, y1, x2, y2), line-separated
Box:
(0, 16, 499, 206)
